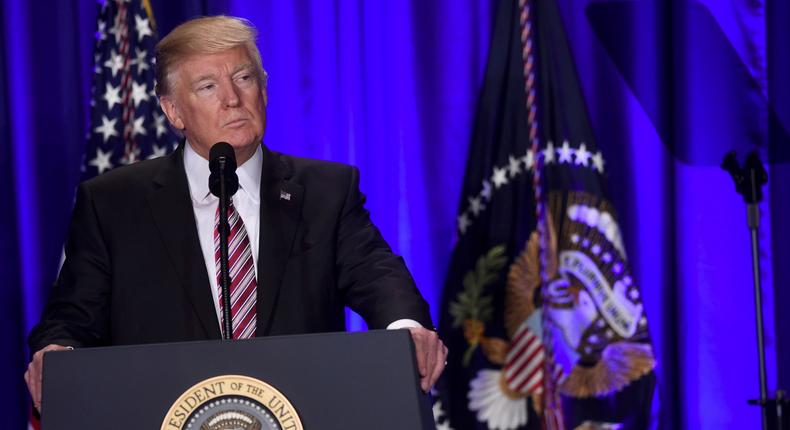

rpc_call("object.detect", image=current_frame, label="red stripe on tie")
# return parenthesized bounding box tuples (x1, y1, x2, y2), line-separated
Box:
(214, 202, 257, 339)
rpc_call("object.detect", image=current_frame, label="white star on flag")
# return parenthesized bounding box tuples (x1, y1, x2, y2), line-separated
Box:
(132, 48, 149, 73)
(147, 144, 168, 159)
(107, 21, 123, 45)
(557, 140, 573, 163)
(103, 83, 121, 110)
(508, 155, 522, 177)
(480, 179, 492, 201)
(94, 115, 118, 142)
(468, 196, 485, 216)
(543, 141, 556, 164)
(575, 143, 591, 166)
(491, 166, 509, 189)
(104, 50, 124, 77)
(153, 111, 167, 138)
(135, 14, 153, 41)
(121, 147, 141, 165)
(96, 21, 106, 41)
(89, 148, 114, 174)
(93, 52, 102, 74)
(592, 151, 605, 173)
(457, 212, 471, 234)
(132, 116, 146, 137)
(522, 148, 534, 170)
(131, 81, 150, 107)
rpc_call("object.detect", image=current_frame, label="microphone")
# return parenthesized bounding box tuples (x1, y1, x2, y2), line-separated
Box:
(208, 142, 238, 340)
(209, 142, 239, 199)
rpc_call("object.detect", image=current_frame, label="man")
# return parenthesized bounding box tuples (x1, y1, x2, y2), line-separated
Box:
(25, 15, 446, 411)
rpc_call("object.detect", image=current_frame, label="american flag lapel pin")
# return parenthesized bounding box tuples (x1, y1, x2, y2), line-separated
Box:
(279, 190, 291, 201)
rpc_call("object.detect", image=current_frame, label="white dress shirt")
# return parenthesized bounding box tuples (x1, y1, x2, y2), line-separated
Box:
(182, 142, 421, 331)
(184, 142, 262, 326)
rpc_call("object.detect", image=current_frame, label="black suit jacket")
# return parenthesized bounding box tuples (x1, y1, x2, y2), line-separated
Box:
(29, 144, 431, 351)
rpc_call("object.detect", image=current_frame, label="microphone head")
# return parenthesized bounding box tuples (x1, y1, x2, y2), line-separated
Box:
(209, 142, 237, 172)
(208, 142, 239, 198)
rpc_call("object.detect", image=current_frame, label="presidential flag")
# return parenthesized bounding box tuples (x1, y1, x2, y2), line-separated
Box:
(434, 0, 656, 429)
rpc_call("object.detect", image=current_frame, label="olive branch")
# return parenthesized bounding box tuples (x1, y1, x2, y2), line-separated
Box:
(449, 245, 507, 366)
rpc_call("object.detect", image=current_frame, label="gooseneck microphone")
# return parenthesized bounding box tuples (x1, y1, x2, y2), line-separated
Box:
(209, 142, 238, 340)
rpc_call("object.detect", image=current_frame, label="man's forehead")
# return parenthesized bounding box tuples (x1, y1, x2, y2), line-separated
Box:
(177, 47, 255, 78)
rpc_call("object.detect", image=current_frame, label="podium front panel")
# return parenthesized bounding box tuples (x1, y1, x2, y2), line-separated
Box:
(42, 330, 436, 429)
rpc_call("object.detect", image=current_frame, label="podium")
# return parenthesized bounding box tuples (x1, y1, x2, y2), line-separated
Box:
(41, 330, 436, 429)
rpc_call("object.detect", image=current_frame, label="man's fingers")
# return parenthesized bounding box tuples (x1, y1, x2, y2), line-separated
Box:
(25, 344, 71, 412)
(406, 327, 448, 392)
(427, 342, 448, 388)
(27, 353, 43, 407)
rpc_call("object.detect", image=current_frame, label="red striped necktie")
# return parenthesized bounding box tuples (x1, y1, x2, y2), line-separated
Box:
(214, 200, 257, 339)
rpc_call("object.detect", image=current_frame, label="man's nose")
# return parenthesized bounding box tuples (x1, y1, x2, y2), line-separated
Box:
(220, 79, 241, 107)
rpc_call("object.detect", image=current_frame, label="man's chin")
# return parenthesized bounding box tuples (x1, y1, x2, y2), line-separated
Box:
(226, 137, 261, 161)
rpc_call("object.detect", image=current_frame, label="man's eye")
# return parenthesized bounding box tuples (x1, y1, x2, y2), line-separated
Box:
(198, 84, 215, 91)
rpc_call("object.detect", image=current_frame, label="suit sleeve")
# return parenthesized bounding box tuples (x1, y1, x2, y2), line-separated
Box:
(28, 183, 112, 352)
(334, 166, 433, 330)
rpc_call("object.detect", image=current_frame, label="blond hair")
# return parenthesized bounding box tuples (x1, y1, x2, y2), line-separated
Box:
(155, 15, 266, 96)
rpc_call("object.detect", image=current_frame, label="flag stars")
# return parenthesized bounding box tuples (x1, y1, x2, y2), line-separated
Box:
(153, 111, 167, 138)
(94, 115, 118, 142)
(543, 141, 555, 164)
(104, 50, 124, 77)
(131, 81, 150, 107)
(147, 144, 168, 160)
(121, 147, 141, 165)
(575, 143, 591, 166)
(103, 82, 121, 110)
(132, 116, 146, 137)
(468, 196, 485, 216)
(480, 180, 492, 201)
(107, 22, 124, 45)
(522, 148, 535, 170)
(135, 14, 153, 41)
(457, 213, 471, 234)
(557, 140, 573, 163)
(89, 148, 114, 174)
(132, 48, 149, 74)
(96, 20, 106, 41)
(507, 155, 522, 177)
(491, 166, 508, 189)
(592, 151, 605, 173)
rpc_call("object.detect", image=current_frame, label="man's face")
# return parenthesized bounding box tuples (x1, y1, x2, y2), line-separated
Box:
(160, 46, 267, 163)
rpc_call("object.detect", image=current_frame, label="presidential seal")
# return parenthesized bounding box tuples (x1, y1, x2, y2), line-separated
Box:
(161, 375, 303, 430)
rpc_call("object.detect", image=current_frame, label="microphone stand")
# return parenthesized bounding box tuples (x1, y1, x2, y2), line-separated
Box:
(722, 151, 786, 430)
(217, 157, 233, 340)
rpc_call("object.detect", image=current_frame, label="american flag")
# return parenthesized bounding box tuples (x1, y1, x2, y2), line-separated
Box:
(81, 0, 178, 182)
(29, 1, 175, 428)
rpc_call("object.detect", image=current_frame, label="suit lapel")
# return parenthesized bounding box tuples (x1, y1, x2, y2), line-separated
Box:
(147, 145, 221, 339)
(257, 147, 303, 335)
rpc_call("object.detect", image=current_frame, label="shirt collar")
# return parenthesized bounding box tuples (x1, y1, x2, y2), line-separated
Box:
(183, 141, 262, 204)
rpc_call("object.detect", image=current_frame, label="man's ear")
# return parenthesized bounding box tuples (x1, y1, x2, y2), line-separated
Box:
(159, 96, 185, 130)
(261, 86, 268, 108)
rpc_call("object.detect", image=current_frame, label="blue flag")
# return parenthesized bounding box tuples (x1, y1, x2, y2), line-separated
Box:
(434, 1, 656, 429)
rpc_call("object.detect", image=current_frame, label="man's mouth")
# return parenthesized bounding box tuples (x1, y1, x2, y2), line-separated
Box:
(223, 118, 248, 128)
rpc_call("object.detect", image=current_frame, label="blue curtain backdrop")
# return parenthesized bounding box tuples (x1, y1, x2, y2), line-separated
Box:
(1, 1, 787, 429)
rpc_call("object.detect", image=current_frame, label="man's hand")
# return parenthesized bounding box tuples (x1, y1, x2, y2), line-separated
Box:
(408, 327, 448, 392)
(24, 344, 71, 411)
